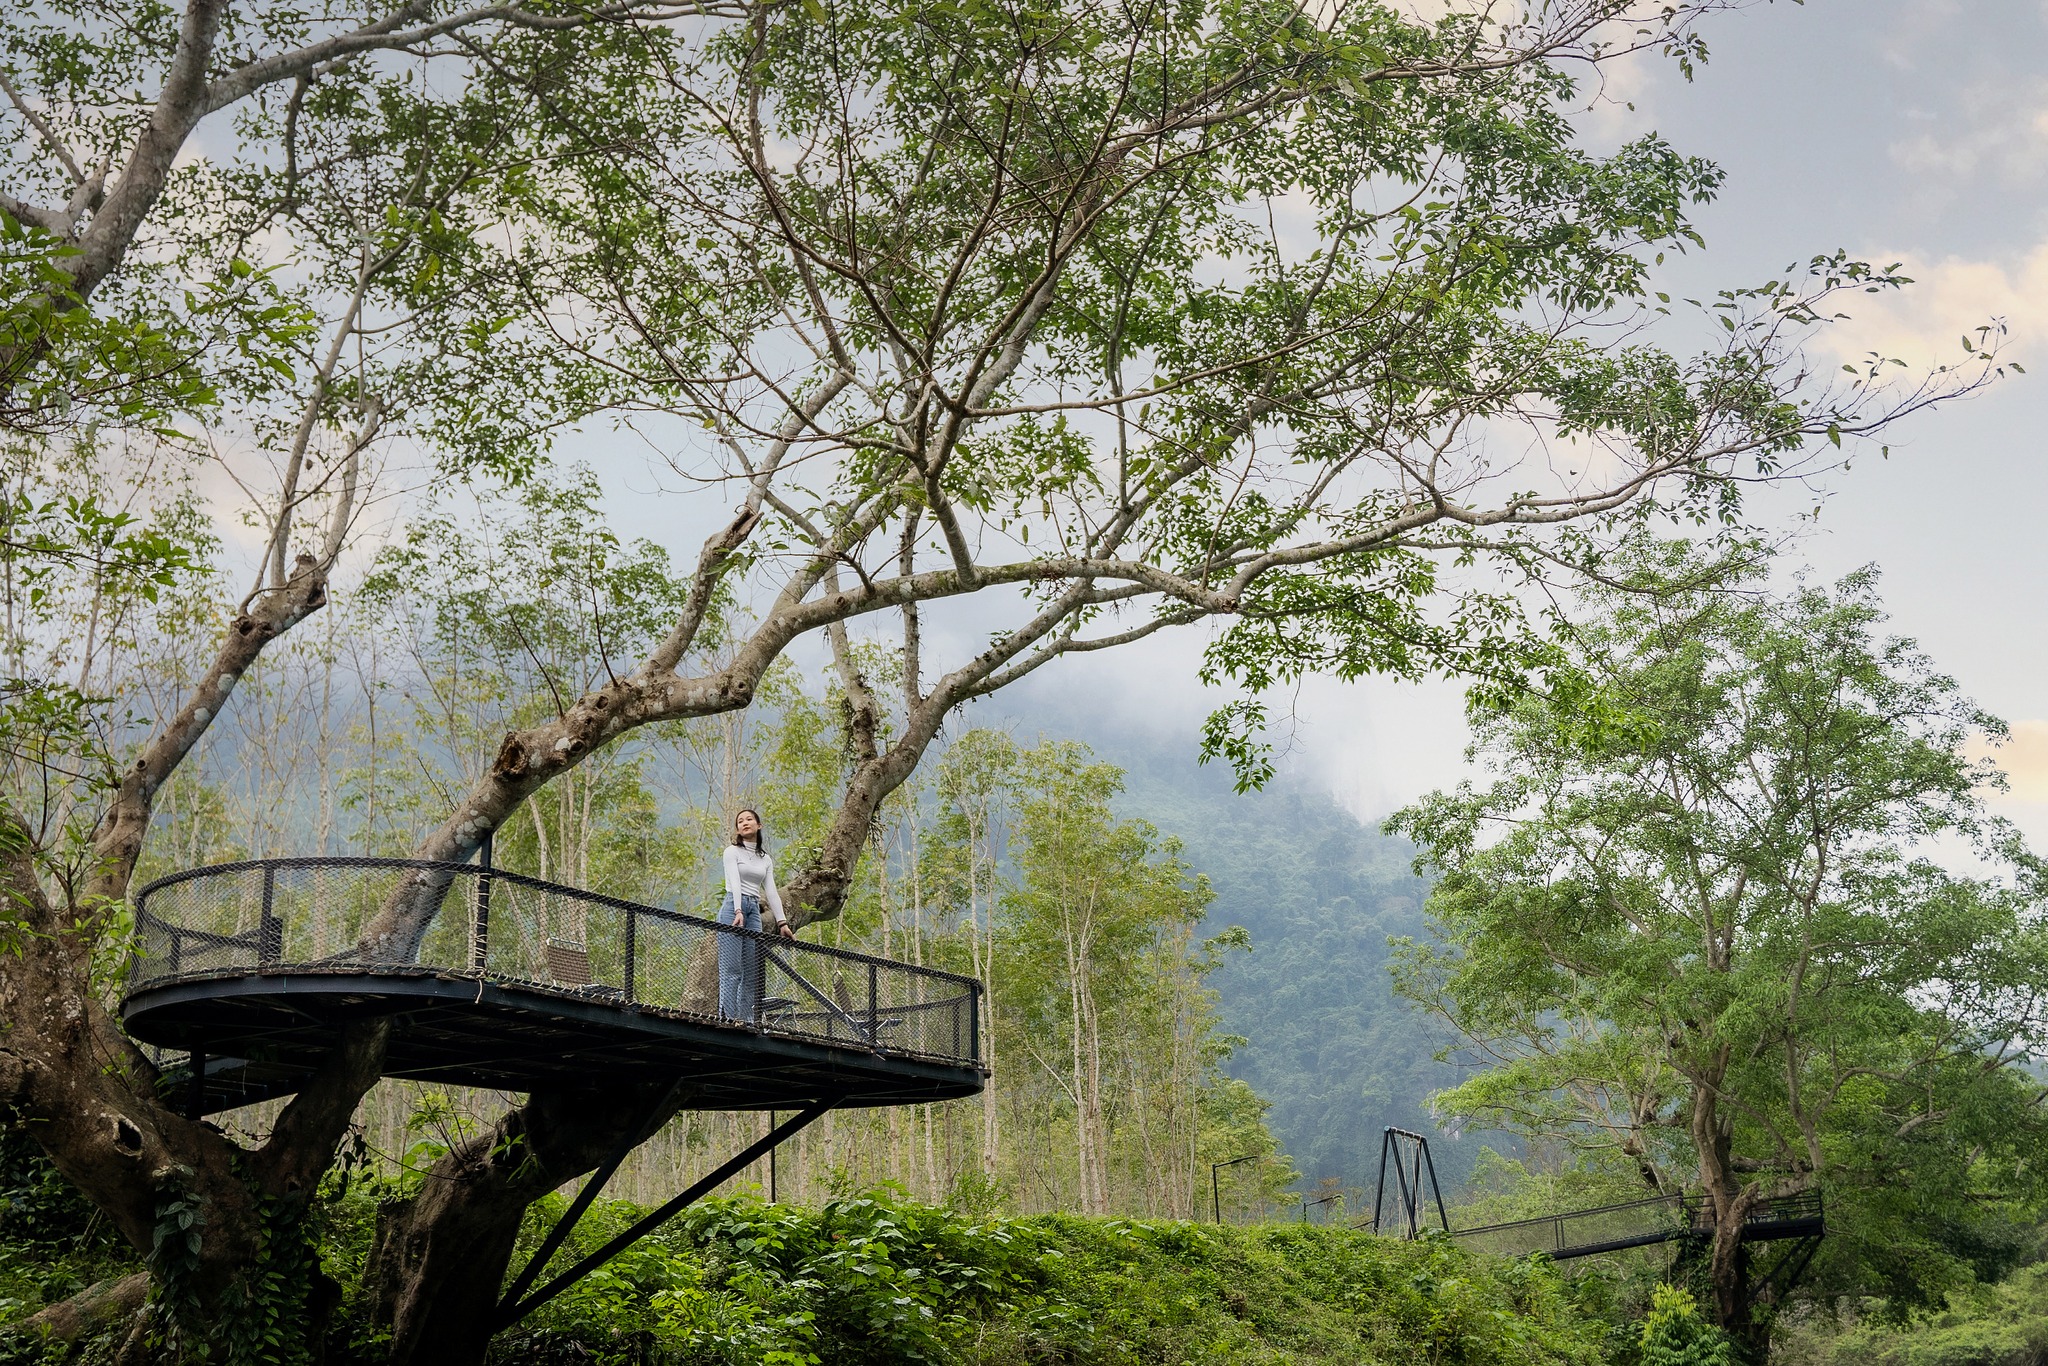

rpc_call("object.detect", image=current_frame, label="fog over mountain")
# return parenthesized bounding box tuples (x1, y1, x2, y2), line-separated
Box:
(990, 693, 1482, 1201)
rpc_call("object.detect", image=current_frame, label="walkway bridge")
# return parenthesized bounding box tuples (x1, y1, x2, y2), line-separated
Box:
(123, 855, 986, 1327)
(1445, 1189, 1824, 1262)
(1369, 1128, 1824, 1308)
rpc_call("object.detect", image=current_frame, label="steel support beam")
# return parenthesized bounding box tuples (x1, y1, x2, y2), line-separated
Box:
(496, 1078, 686, 1315)
(496, 1097, 838, 1330)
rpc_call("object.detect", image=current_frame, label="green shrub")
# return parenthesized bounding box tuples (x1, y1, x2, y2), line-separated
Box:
(1776, 1263, 2048, 1366)
(1637, 1286, 1734, 1366)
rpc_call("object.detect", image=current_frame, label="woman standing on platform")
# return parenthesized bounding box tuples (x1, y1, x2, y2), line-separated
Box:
(720, 808, 795, 1021)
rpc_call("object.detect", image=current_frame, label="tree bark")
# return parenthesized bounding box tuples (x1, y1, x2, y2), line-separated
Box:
(1689, 1060, 1764, 1349)
(12, 1271, 147, 1349)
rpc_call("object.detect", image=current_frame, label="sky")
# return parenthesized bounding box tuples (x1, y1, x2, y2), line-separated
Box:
(545, 2, 2048, 842)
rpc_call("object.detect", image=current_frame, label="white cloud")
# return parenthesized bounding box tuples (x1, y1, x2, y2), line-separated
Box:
(1821, 239, 2048, 372)
(1975, 719, 2048, 804)
(1887, 92, 2048, 187)
(1969, 720, 2048, 853)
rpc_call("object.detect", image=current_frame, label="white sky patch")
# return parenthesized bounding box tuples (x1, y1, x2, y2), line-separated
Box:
(1888, 86, 2048, 187)
(1973, 719, 2048, 804)
(1818, 240, 2048, 372)
(1970, 719, 2048, 853)
(1872, 0, 1974, 73)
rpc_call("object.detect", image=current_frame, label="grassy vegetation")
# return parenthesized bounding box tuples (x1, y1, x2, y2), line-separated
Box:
(1773, 1265, 2048, 1366)
(0, 1147, 1627, 1364)
(488, 1189, 1614, 1366)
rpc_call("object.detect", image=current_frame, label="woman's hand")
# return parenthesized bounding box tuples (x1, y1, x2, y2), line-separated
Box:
(777, 922, 795, 940)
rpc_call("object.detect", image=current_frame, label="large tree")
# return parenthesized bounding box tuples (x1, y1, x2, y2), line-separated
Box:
(0, 0, 2012, 1359)
(1391, 547, 2048, 1355)
(0, 2, 714, 1355)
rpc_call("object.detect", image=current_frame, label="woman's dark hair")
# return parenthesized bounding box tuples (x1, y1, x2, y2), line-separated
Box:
(731, 808, 766, 853)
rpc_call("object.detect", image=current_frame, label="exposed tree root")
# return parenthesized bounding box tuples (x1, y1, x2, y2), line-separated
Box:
(11, 1270, 147, 1348)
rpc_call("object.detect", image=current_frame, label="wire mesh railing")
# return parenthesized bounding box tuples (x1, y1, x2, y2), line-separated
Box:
(1449, 1193, 1688, 1258)
(130, 857, 983, 1069)
(1445, 1189, 1824, 1259)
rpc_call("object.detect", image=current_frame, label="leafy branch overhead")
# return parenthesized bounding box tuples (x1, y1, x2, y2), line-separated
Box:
(245, 0, 2001, 916)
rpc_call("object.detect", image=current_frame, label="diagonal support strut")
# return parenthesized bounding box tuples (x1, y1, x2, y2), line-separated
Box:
(495, 1097, 838, 1330)
(1371, 1127, 1448, 1237)
(497, 1077, 687, 1315)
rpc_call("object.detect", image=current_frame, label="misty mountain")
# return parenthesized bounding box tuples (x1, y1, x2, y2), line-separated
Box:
(991, 701, 1479, 1200)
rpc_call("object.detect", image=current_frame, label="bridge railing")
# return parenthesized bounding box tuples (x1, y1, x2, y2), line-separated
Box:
(131, 857, 982, 1070)
(1446, 1189, 1825, 1260)
(1449, 1193, 1688, 1259)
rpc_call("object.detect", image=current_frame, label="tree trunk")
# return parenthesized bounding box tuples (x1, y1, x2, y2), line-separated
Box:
(0, 819, 387, 1350)
(15, 1271, 148, 1346)
(1689, 1063, 1764, 1350)
(967, 835, 1001, 1178)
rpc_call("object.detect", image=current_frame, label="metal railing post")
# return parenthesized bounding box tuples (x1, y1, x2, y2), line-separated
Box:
(624, 908, 636, 1001)
(258, 865, 281, 968)
(1212, 1153, 1259, 1224)
(471, 833, 493, 971)
(1409, 1145, 1423, 1237)
(1372, 1130, 1392, 1234)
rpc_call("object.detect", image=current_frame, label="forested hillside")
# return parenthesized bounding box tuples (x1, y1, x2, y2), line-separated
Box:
(1011, 706, 1473, 1201)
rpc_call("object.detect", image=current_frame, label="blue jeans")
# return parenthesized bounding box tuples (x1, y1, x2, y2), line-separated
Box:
(717, 892, 763, 1021)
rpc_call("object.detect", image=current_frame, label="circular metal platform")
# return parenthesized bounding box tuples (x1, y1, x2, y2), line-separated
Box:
(125, 858, 987, 1113)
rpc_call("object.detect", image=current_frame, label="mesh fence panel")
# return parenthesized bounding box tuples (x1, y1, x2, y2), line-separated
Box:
(135, 865, 268, 979)
(131, 859, 983, 1069)
(1451, 1195, 1687, 1258)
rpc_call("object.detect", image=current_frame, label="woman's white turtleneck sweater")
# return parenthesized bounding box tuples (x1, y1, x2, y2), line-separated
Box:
(722, 842, 786, 926)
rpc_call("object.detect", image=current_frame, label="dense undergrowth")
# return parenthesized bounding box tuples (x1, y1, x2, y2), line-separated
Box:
(1773, 1264, 2048, 1366)
(61, 1116, 2048, 1366)
(483, 1189, 1616, 1366)
(2, 1149, 1637, 1365)
(0, 1126, 1751, 1366)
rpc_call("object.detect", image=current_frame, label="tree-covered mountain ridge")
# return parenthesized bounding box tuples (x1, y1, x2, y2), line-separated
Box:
(994, 701, 1470, 1201)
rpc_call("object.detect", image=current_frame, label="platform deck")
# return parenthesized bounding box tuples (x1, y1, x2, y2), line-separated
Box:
(125, 857, 987, 1115)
